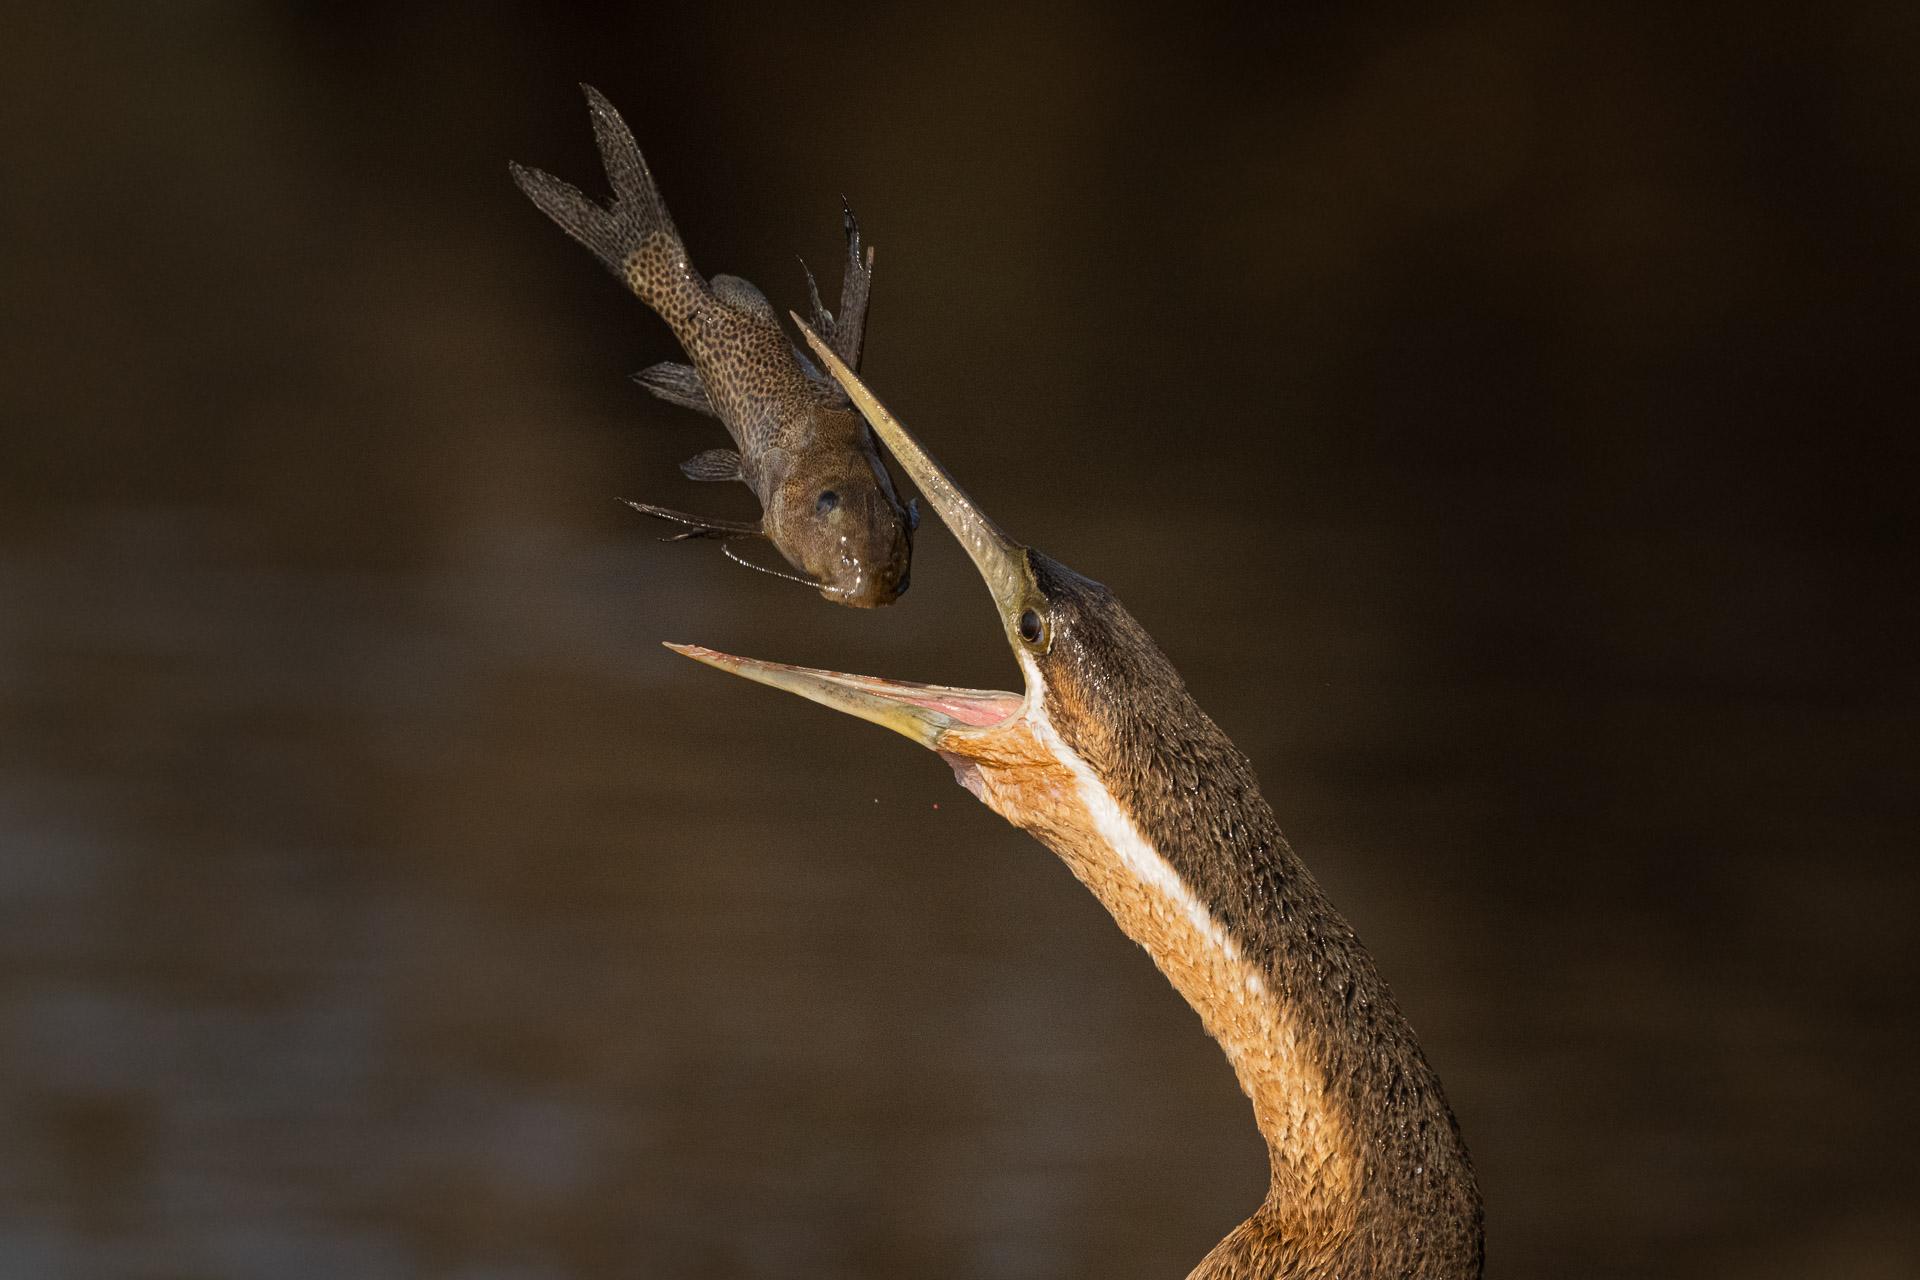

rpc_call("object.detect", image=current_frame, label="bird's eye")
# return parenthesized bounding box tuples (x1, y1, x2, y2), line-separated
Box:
(816, 491, 840, 515)
(1018, 607, 1045, 646)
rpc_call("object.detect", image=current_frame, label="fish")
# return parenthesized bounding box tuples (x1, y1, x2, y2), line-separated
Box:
(509, 85, 916, 608)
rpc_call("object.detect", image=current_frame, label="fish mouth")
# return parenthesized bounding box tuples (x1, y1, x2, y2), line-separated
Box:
(815, 548, 910, 609)
(666, 316, 1034, 753)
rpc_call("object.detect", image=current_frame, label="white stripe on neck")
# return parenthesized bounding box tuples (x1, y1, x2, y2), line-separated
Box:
(1017, 652, 1266, 997)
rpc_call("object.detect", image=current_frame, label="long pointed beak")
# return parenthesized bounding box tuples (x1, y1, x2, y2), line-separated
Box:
(666, 644, 1022, 747)
(665, 321, 1035, 753)
(790, 316, 1032, 621)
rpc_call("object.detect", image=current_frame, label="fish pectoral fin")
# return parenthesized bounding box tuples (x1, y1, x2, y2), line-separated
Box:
(794, 203, 873, 394)
(621, 500, 763, 541)
(802, 255, 836, 345)
(632, 362, 717, 417)
(796, 262, 838, 387)
(679, 448, 743, 483)
(790, 343, 825, 385)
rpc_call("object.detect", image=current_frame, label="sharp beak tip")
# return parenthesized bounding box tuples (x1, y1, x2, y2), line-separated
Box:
(664, 641, 735, 672)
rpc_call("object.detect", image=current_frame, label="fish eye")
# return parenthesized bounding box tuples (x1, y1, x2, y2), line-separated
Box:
(816, 490, 840, 515)
(1017, 607, 1046, 647)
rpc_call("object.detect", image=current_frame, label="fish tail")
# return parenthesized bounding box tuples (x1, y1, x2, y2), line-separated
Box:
(510, 85, 701, 313)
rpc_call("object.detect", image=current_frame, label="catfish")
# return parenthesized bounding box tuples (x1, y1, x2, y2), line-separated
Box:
(511, 86, 915, 607)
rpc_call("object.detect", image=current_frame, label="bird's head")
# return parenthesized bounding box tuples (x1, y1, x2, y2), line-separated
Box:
(669, 317, 1190, 839)
(666, 330, 1469, 1257)
(666, 327, 1360, 1204)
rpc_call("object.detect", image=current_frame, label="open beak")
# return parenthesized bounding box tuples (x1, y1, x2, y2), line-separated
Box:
(664, 644, 1021, 746)
(665, 318, 1031, 751)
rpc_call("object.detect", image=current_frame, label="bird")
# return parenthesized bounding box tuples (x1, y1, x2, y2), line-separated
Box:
(669, 320, 1485, 1278)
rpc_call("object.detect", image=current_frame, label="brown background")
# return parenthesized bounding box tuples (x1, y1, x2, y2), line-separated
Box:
(2, 3, 1914, 1277)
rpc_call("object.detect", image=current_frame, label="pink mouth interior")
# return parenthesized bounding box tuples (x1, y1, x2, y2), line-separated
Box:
(668, 644, 1021, 729)
(896, 690, 1022, 727)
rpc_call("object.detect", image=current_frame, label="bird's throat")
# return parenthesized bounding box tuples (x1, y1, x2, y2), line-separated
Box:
(950, 696, 1363, 1256)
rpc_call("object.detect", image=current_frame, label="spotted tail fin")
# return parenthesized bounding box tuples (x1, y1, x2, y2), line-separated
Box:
(509, 85, 699, 312)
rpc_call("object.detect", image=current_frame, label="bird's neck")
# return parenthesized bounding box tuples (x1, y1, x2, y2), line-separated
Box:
(952, 711, 1362, 1259)
(953, 691, 1479, 1276)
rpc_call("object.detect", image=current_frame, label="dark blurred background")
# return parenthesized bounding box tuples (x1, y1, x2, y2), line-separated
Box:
(2, 3, 1914, 1277)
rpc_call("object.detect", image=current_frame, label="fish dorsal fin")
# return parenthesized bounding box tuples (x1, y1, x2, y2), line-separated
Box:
(712, 274, 775, 320)
(680, 448, 743, 483)
(632, 361, 716, 417)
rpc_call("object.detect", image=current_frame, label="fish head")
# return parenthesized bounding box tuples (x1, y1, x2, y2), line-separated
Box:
(765, 442, 915, 608)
